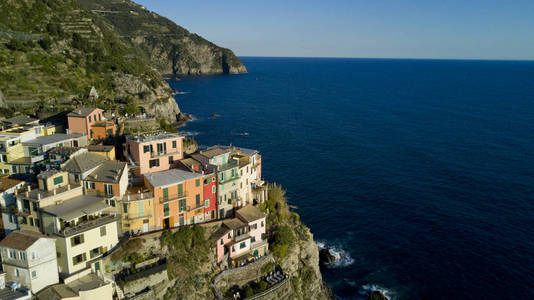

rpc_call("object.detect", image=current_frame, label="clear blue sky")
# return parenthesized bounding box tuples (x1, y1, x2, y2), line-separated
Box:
(135, 0, 534, 60)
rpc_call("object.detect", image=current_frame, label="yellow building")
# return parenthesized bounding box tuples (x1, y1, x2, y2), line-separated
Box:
(0, 125, 45, 174)
(119, 186, 156, 235)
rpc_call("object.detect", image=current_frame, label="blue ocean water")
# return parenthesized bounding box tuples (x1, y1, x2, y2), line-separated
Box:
(169, 57, 534, 300)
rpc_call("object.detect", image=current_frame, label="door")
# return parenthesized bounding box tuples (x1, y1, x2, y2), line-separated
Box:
(94, 261, 100, 272)
(73, 140, 78, 147)
(143, 222, 149, 233)
(163, 218, 170, 229)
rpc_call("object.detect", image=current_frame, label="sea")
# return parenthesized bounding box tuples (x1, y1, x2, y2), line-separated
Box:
(168, 57, 534, 300)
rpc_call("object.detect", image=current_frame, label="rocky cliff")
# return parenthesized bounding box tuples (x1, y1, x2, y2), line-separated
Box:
(78, 0, 247, 76)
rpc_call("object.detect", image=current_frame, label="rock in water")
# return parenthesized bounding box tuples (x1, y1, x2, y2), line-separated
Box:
(367, 291, 388, 300)
(319, 248, 336, 264)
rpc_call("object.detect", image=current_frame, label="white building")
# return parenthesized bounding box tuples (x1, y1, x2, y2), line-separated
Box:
(0, 230, 59, 294)
(0, 178, 25, 237)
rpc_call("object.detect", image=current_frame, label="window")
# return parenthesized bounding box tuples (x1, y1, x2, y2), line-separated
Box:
(261, 221, 264, 227)
(212, 177, 216, 183)
(72, 253, 87, 265)
(90, 247, 102, 259)
(100, 226, 106, 236)
(177, 184, 183, 196)
(9, 249, 16, 259)
(163, 188, 168, 200)
(53, 176, 63, 185)
(70, 234, 84, 247)
(89, 116, 92, 123)
(240, 242, 247, 249)
(29, 218, 34, 226)
(31, 270, 37, 279)
(231, 169, 234, 178)
(196, 194, 200, 207)
(172, 141, 177, 148)
(251, 236, 256, 243)
(32, 252, 38, 260)
(232, 246, 235, 252)
(212, 186, 216, 194)
(220, 239, 223, 245)
(168, 156, 174, 164)
(85, 181, 95, 189)
(143, 145, 150, 153)
(149, 159, 160, 168)
(123, 203, 128, 213)
(195, 179, 200, 187)
(1, 154, 6, 162)
(220, 173, 224, 181)
(205, 200, 210, 208)
(164, 203, 169, 217)
(227, 232, 231, 239)
(105, 184, 113, 196)
(15, 269, 20, 277)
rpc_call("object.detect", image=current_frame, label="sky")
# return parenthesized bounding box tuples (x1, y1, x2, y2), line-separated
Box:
(135, 0, 534, 60)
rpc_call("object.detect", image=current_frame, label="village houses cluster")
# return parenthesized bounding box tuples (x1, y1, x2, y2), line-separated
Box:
(0, 108, 269, 299)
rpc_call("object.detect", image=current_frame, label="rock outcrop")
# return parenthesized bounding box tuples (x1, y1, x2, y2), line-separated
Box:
(78, 0, 247, 76)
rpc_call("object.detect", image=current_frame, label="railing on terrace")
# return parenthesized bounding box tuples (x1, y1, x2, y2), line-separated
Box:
(219, 175, 241, 185)
(217, 160, 238, 172)
(17, 184, 82, 201)
(245, 276, 290, 300)
(121, 191, 154, 202)
(187, 204, 205, 212)
(159, 193, 187, 204)
(59, 214, 120, 237)
(150, 150, 181, 158)
(85, 190, 116, 198)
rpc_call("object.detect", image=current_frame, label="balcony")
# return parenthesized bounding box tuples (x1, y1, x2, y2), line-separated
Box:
(235, 232, 251, 243)
(85, 190, 116, 198)
(58, 214, 120, 237)
(218, 160, 238, 172)
(219, 174, 241, 185)
(122, 191, 154, 202)
(159, 193, 187, 204)
(30, 154, 45, 164)
(151, 150, 181, 158)
(186, 204, 204, 213)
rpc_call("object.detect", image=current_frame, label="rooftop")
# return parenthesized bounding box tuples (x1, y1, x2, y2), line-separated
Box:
(62, 152, 108, 173)
(144, 168, 203, 188)
(36, 169, 62, 180)
(0, 177, 24, 193)
(67, 107, 102, 117)
(87, 144, 114, 152)
(85, 160, 126, 183)
(41, 195, 109, 222)
(0, 230, 48, 251)
(236, 205, 266, 223)
(37, 273, 108, 299)
(23, 133, 85, 146)
(3, 115, 38, 126)
(199, 147, 231, 159)
(49, 146, 84, 157)
(223, 218, 247, 230)
(126, 131, 183, 143)
(0, 286, 30, 300)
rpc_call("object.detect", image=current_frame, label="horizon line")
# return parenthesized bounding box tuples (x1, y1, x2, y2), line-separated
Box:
(236, 55, 534, 62)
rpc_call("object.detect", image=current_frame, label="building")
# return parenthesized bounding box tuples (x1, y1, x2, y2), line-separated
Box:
(86, 145, 115, 160)
(15, 170, 83, 233)
(236, 205, 268, 258)
(0, 230, 59, 293)
(19, 133, 88, 170)
(48, 147, 87, 166)
(0, 178, 25, 238)
(67, 108, 104, 138)
(193, 147, 240, 219)
(125, 132, 184, 175)
(2, 115, 39, 129)
(40, 195, 120, 276)
(0, 125, 45, 175)
(120, 185, 156, 235)
(213, 205, 268, 267)
(176, 158, 217, 222)
(36, 268, 112, 300)
(0, 272, 32, 300)
(231, 147, 267, 205)
(61, 152, 108, 184)
(144, 168, 204, 229)
(89, 121, 116, 140)
(83, 160, 128, 207)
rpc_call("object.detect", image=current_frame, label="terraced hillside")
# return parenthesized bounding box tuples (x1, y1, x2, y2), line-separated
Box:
(78, 0, 247, 75)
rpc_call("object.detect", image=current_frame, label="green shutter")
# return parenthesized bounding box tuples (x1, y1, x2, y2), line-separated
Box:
(164, 204, 169, 217)
(53, 176, 63, 185)
(123, 204, 128, 213)
(163, 188, 168, 200)
(195, 179, 200, 187)
(178, 184, 183, 196)
(138, 202, 144, 217)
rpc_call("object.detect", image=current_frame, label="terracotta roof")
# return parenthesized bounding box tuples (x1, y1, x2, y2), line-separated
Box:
(61, 152, 108, 173)
(0, 177, 24, 193)
(236, 205, 266, 223)
(0, 230, 48, 250)
(85, 160, 126, 183)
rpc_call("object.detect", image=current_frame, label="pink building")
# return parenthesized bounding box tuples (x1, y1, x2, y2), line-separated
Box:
(236, 205, 267, 254)
(126, 132, 184, 175)
(67, 108, 104, 138)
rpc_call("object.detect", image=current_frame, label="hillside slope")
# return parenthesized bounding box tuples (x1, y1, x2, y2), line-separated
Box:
(0, 0, 181, 121)
(78, 0, 247, 76)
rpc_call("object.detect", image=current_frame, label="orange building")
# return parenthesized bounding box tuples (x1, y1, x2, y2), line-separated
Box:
(90, 121, 116, 140)
(67, 107, 104, 138)
(144, 169, 204, 229)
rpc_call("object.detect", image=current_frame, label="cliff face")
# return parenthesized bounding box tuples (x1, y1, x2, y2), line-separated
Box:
(78, 0, 247, 76)
(0, 0, 180, 122)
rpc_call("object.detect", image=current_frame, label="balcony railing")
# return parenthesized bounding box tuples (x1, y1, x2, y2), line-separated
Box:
(85, 190, 116, 198)
(187, 204, 204, 212)
(219, 175, 241, 185)
(235, 232, 251, 243)
(218, 160, 238, 172)
(159, 193, 187, 204)
(122, 191, 154, 202)
(151, 150, 181, 158)
(59, 214, 120, 237)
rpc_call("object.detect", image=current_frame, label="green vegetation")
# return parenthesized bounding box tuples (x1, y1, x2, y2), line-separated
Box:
(111, 239, 146, 262)
(159, 225, 210, 280)
(157, 118, 177, 133)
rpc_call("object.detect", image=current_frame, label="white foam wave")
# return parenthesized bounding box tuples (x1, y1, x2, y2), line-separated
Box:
(316, 240, 354, 268)
(359, 284, 393, 300)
